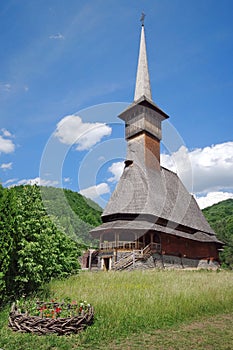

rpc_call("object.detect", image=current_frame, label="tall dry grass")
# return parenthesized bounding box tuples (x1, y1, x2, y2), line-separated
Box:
(49, 269, 233, 345)
(1, 270, 233, 350)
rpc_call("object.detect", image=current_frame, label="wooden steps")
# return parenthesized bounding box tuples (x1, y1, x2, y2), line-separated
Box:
(112, 243, 160, 271)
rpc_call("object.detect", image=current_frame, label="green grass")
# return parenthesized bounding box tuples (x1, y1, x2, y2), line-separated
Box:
(109, 314, 233, 349)
(1, 270, 233, 349)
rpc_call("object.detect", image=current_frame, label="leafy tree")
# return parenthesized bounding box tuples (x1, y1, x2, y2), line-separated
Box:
(14, 185, 81, 295)
(203, 199, 233, 269)
(0, 186, 17, 303)
(0, 185, 81, 301)
(0, 184, 102, 304)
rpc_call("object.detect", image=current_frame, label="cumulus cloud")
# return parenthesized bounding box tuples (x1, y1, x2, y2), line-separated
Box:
(161, 142, 233, 194)
(79, 183, 110, 200)
(55, 115, 112, 151)
(195, 191, 233, 209)
(3, 178, 18, 186)
(63, 177, 71, 183)
(0, 162, 13, 170)
(108, 161, 124, 183)
(49, 33, 64, 40)
(9, 177, 59, 187)
(0, 135, 15, 153)
(0, 129, 15, 154)
(1, 129, 13, 138)
(0, 82, 11, 92)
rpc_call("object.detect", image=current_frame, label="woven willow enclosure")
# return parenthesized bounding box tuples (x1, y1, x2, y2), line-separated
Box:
(8, 302, 94, 336)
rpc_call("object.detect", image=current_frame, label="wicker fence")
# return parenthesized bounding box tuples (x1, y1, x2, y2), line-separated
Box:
(8, 302, 94, 336)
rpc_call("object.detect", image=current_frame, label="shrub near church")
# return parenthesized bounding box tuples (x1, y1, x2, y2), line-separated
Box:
(0, 185, 83, 304)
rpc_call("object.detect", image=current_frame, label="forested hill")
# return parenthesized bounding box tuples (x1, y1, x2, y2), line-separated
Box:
(203, 199, 233, 268)
(13, 185, 103, 246)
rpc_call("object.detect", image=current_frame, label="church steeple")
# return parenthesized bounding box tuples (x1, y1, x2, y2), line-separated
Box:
(134, 21, 152, 101)
(118, 14, 169, 171)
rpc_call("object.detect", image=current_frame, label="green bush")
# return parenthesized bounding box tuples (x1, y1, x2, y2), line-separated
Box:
(0, 186, 14, 304)
(0, 185, 81, 304)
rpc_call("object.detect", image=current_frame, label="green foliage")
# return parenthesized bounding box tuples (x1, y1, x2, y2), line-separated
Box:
(0, 185, 86, 303)
(203, 199, 233, 269)
(37, 186, 102, 247)
(0, 184, 102, 304)
(0, 186, 16, 304)
(15, 298, 91, 318)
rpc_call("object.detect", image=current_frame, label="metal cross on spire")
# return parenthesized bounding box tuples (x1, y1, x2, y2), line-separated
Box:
(140, 12, 146, 26)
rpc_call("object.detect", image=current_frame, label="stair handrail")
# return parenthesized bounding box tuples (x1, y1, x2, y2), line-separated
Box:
(142, 243, 152, 256)
(113, 252, 134, 269)
(112, 243, 161, 270)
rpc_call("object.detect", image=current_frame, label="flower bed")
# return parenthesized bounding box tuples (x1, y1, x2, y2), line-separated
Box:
(8, 299, 94, 336)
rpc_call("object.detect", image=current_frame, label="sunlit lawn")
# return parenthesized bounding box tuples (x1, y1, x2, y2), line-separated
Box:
(1, 269, 233, 349)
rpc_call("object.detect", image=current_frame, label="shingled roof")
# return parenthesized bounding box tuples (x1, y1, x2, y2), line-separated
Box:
(96, 162, 219, 243)
(91, 162, 222, 244)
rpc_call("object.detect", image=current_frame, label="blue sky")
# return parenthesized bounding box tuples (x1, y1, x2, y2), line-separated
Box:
(0, 0, 233, 209)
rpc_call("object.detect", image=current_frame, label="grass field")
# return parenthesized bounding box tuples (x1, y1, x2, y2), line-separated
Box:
(0, 269, 233, 349)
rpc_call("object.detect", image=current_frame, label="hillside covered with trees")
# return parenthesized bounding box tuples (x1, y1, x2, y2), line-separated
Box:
(33, 186, 102, 246)
(203, 199, 233, 269)
(0, 184, 102, 305)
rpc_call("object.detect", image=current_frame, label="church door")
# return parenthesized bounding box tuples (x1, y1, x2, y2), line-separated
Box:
(103, 257, 110, 271)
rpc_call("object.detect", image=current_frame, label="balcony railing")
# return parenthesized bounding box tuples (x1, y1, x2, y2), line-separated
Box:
(99, 241, 143, 250)
(99, 241, 161, 252)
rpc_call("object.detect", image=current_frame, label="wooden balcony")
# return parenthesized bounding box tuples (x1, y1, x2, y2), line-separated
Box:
(99, 241, 142, 250)
(99, 241, 161, 252)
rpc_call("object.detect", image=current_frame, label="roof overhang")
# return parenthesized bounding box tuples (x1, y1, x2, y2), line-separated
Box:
(90, 219, 223, 244)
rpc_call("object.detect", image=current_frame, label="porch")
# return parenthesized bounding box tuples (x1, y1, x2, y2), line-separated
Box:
(99, 240, 161, 253)
(99, 231, 161, 252)
(100, 242, 162, 271)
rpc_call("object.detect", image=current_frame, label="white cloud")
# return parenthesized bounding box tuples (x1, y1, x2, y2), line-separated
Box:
(0, 135, 15, 153)
(9, 177, 59, 187)
(63, 177, 71, 183)
(49, 33, 65, 40)
(195, 191, 233, 209)
(3, 178, 18, 185)
(0, 162, 13, 170)
(108, 161, 124, 183)
(161, 142, 233, 194)
(55, 115, 112, 151)
(1, 129, 13, 138)
(79, 182, 110, 200)
(0, 82, 11, 92)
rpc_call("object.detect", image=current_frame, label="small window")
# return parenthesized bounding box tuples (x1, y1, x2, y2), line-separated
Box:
(125, 160, 133, 168)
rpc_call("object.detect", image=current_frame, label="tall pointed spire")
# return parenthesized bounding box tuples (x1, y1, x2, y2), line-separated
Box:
(134, 17, 152, 102)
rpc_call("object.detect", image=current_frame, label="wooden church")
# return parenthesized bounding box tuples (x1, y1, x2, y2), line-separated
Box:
(86, 20, 223, 271)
